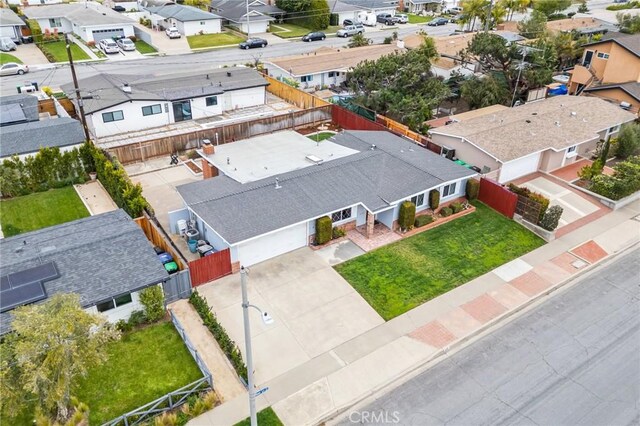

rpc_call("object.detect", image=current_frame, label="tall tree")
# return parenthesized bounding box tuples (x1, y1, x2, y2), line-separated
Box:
(461, 75, 511, 109)
(532, 0, 571, 18)
(517, 9, 547, 39)
(0, 294, 119, 423)
(499, 0, 530, 21)
(276, 0, 329, 30)
(461, 0, 489, 31)
(617, 12, 640, 34)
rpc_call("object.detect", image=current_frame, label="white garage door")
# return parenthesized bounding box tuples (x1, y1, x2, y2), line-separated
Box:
(92, 28, 125, 42)
(236, 222, 307, 267)
(0, 26, 16, 39)
(499, 152, 541, 183)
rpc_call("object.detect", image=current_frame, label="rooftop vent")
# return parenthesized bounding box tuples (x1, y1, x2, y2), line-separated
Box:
(370, 144, 377, 150)
(122, 83, 131, 93)
(555, 121, 561, 127)
(570, 111, 577, 117)
(305, 155, 324, 165)
(275, 177, 282, 189)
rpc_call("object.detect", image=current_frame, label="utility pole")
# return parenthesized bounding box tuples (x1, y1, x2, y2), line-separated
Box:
(241, 267, 258, 426)
(65, 33, 90, 142)
(246, 0, 251, 39)
(484, 0, 494, 32)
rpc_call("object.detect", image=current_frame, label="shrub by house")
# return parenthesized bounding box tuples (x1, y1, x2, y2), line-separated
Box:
(315, 216, 332, 244)
(398, 201, 416, 231)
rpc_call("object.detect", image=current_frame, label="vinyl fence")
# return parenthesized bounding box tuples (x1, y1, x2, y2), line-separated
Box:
(163, 270, 192, 304)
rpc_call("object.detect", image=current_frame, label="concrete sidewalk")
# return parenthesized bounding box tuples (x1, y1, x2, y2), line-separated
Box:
(189, 200, 640, 426)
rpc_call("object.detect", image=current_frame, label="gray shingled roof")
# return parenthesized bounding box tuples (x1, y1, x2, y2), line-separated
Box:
(60, 68, 268, 114)
(23, 3, 132, 27)
(0, 210, 169, 335)
(145, 4, 221, 21)
(177, 131, 475, 245)
(340, 0, 399, 10)
(0, 8, 24, 27)
(0, 94, 39, 125)
(0, 118, 86, 157)
(587, 33, 640, 57)
(210, 0, 283, 22)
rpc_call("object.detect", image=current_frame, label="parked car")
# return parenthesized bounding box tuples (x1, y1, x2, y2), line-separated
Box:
(0, 62, 28, 76)
(302, 31, 326, 42)
(116, 37, 136, 51)
(239, 37, 268, 49)
(98, 38, 120, 54)
(376, 13, 395, 25)
(0, 37, 17, 52)
(336, 24, 364, 37)
(428, 17, 449, 26)
(343, 19, 358, 26)
(395, 14, 408, 24)
(112, 5, 126, 12)
(165, 27, 181, 39)
(444, 6, 463, 14)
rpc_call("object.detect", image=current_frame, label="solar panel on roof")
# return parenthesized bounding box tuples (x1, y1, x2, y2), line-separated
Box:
(0, 281, 46, 313)
(8, 262, 59, 287)
(0, 261, 58, 313)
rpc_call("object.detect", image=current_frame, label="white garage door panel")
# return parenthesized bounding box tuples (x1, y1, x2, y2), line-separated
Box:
(0, 27, 16, 38)
(92, 28, 125, 42)
(499, 152, 541, 183)
(236, 222, 307, 267)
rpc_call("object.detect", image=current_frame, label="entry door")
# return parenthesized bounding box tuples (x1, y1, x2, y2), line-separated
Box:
(172, 101, 192, 122)
(582, 50, 593, 67)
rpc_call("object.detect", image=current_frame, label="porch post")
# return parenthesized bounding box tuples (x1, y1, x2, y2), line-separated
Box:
(365, 212, 375, 239)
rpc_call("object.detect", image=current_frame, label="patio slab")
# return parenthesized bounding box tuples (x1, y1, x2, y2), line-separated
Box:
(347, 225, 401, 252)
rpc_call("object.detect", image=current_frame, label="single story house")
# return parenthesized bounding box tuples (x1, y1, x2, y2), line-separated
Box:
(0, 209, 169, 335)
(60, 67, 269, 139)
(143, 2, 222, 36)
(326, 0, 364, 25)
(428, 96, 637, 184)
(0, 94, 39, 126)
(405, 0, 441, 14)
(404, 32, 478, 79)
(340, 0, 399, 15)
(0, 8, 26, 43)
(210, 0, 284, 34)
(175, 130, 476, 267)
(7, 0, 62, 5)
(265, 44, 403, 89)
(498, 17, 612, 37)
(22, 3, 135, 43)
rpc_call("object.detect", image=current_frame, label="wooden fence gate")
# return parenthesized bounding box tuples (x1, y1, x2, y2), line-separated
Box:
(478, 178, 518, 218)
(188, 249, 232, 287)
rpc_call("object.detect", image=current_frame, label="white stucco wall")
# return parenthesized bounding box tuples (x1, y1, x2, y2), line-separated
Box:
(85, 289, 146, 324)
(240, 20, 269, 34)
(180, 19, 221, 36)
(267, 66, 346, 88)
(90, 101, 172, 138)
(36, 17, 72, 35)
(223, 86, 266, 111)
(191, 94, 224, 120)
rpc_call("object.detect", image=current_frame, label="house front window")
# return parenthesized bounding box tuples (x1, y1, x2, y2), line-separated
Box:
(96, 293, 132, 313)
(596, 52, 609, 59)
(102, 110, 124, 123)
(328, 71, 339, 78)
(331, 208, 352, 223)
(142, 104, 162, 116)
(206, 96, 218, 106)
(301, 75, 313, 83)
(411, 193, 425, 206)
(49, 18, 62, 27)
(443, 182, 457, 197)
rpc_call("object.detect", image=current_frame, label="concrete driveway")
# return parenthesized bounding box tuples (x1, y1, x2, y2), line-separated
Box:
(10, 43, 48, 66)
(197, 248, 384, 385)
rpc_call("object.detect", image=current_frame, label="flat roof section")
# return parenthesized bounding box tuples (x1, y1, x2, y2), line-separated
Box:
(199, 130, 359, 184)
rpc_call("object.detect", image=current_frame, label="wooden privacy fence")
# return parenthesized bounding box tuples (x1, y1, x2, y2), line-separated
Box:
(107, 106, 332, 164)
(376, 115, 430, 146)
(331, 104, 388, 131)
(38, 98, 57, 116)
(478, 178, 518, 218)
(263, 74, 331, 109)
(134, 215, 186, 270)
(189, 248, 232, 287)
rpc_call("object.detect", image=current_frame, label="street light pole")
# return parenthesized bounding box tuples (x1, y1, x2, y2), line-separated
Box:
(246, 0, 251, 39)
(240, 267, 258, 426)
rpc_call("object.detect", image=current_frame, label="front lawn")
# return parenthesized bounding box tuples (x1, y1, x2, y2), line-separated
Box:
(407, 14, 434, 24)
(271, 23, 340, 38)
(187, 32, 246, 49)
(135, 39, 157, 54)
(0, 187, 89, 237)
(75, 321, 203, 425)
(235, 408, 283, 426)
(335, 202, 545, 320)
(39, 40, 90, 62)
(0, 52, 22, 64)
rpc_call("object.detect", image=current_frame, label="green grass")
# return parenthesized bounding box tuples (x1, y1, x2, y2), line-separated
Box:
(270, 23, 340, 38)
(307, 132, 335, 141)
(187, 32, 246, 49)
(39, 40, 90, 62)
(135, 39, 157, 54)
(75, 321, 203, 425)
(407, 14, 434, 24)
(0, 52, 22, 64)
(335, 202, 545, 320)
(0, 187, 89, 237)
(235, 408, 284, 426)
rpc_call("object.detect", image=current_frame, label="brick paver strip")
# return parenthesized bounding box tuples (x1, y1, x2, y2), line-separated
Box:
(488, 283, 530, 309)
(571, 240, 609, 264)
(437, 307, 483, 338)
(550, 252, 586, 273)
(509, 270, 553, 298)
(530, 261, 572, 285)
(461, 294, 508, 324)
(409, 320, 456, 349)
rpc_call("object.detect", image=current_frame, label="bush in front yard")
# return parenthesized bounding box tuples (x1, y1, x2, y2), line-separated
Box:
(450, 202, 463, 214)
(465, 179, 480, 200)
(429, 189, 440, 210)
(508, 183, 550, 223)
(332, 227, 346, 239)
(440, 207, 453, 217)
(315, 216, 332, 244)
(398, 201, 416, 231)
(615, 123, 640, 159)
(414, 215, 434, 228)
(139, 286, 165, 322)
(590, 156, 640, 200)
(539, 205, 563, 231)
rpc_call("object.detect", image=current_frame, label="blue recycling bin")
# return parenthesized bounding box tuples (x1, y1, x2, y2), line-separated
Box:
(187, 240, 198, 253)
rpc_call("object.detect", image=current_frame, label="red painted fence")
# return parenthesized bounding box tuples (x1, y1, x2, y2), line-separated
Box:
(188, 248, 232, 287)
(478, 178, 518, 218)
(331, 104, 388, 131)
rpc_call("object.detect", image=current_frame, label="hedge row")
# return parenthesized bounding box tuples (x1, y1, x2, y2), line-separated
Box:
(189, 292, 248, 381)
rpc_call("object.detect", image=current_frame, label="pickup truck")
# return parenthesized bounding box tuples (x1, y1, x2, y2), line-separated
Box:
(336, 24, 364, 37)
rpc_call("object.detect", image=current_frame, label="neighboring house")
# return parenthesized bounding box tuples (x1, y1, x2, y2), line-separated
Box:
(498, 17, 612, 37)
(0, 209, 169, 335)
(265, 44, 403, 89)
(60, 67, 268, 139)
(22, 3, 135, 43)
(0, 8, 26, 43)
(340, 0, 399, 15)
(326, 0, 363, 24)
(143, 2, 222, 36)
(567, 33, 640, 115)
(0, 94, 85, 160)
(405, 0, 440, 13)
(429, 96, 636, 184)
(404, 32, 477, 79)
(6, 0, 62, 5)
(210, 0, 284, 34)
(175, 130, 476, 267)
(493, 30, 525, 44)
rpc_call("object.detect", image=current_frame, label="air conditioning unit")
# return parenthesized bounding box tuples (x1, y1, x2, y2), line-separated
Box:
(620, 101, 631, 110)
(442, 147, 455, 160)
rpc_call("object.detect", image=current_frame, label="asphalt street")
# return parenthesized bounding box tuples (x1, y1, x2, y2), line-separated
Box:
(337, 248, 640, 426)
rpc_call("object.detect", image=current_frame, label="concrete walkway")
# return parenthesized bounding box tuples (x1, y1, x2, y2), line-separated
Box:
(74, 180, 118, 215)
(170, 300, 247, 402)
(188, 200, 640, 426)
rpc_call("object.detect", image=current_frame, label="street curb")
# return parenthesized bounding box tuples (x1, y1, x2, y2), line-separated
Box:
(318, 239, 640, 425)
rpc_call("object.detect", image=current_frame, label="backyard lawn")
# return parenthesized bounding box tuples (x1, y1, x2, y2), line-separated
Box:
(407, 14, 434, 24)
(75, 321, 203, 425)
(135, 39, 157, 54)
(307, 132, 335, 141)
(0, 187, 89, 237)
(187, 32, 246, 49)
(39, 40, 90, 62)
(335, 202, 545, 320)
(0, 52, 22, 64)
(235, 408, 283, 426)
(270, 23, 340, 38)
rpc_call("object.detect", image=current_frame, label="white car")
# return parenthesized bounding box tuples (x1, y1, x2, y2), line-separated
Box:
(99, 38, 120, 54)
(165, 27, 181, 39)
(116, 37, 136, 51)
(0, 62, 28, 76)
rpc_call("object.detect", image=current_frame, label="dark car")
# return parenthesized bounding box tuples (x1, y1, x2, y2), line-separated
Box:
(112, 5, 126, 12)
(239, 38, 268, 49)
(377, 13, 395, 25)
(427, 17, 449, 26)
(302, 31, 326, 42)
(343, 19, 356, 26)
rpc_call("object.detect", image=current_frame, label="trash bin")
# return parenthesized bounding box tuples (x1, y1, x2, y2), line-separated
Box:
(187, 240, 198, 253)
